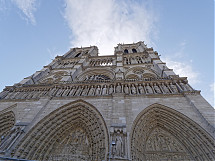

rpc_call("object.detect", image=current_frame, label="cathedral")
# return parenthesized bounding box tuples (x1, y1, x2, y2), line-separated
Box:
(0, 41, 214, 161)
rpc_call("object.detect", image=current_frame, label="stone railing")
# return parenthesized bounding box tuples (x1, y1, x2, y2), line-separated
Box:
(123, 55, 151, 65)
(0, 80, 194, 100)
(89, 57, 115, 66)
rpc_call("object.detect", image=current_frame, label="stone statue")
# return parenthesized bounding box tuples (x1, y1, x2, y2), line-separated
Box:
(15, 89, 24, 99)
(10, 89, 19, 99)
(20, 89, 29, 99)
(88, 86, 95, 96)
(25, 90, 35, 99)
(75, 86, 83, 96)
(113, 131, 124, 157)
(146, 83, 153, 94)
(0, 126, 23, 151)
(153, 84, 162, 94)
(0, 90, 9, 99)
(62, 86, 71, 97)
(138, 84, 145, 94)
(179, 81, 187, 91)
(4, 91, 13, 99)
(136, 56, 143, 63)
(179, 81, 192, 91)
(116, 83, 122, 93)
(161, 83, 170, 93)
(95, 85, 101, 95)
(131, 84, 137, 94)
(109, 85, 114, 94)
(124, 57, 128, 64)
(48, 86, 58, 96)
(124, 84, 129, 94)
(56, 87, 65, 97)
(31, 89, 41, 99)
(40, 88, 49, 97)
(185, 83, 193, 91)
(169, 83, 178, 93)
(68, 86, 76, 96)
(102, 85, 108, 95)
(130, 57, 136, 64)
(36, 89, 44, 98)
(81, 86, 89, 96)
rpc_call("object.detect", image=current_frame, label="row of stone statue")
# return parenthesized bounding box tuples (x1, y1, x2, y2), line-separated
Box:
(0, 81, 193, 100)
(124, 55, 150, 64)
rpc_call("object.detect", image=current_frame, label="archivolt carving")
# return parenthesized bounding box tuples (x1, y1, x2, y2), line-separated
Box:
(130, 104, 215, 161)
(142, 73, 157, 80)
(2, 81, 196, 100)
(125, 67, 158, 80)
(125, 74, 139, 80)
(14, 100, 108, 161)
(76, 69, 115, 81)
(39, 71, 69, 84)
(0, 111, 15, 145)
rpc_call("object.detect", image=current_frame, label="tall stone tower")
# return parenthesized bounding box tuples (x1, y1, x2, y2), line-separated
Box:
(0, 41, 214, 161)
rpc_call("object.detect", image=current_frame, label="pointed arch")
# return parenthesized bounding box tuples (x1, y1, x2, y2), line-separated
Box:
(76, 68, 115, 81)
(14, 100, 109, 161)
(130, 103, 215, 161)
(124, 49, 128, 54)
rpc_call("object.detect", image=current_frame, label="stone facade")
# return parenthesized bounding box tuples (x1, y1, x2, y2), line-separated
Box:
(0, 41, 214, 161)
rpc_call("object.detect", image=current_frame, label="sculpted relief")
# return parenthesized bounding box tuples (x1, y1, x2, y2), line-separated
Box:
(39, 71, 68, 84)
(145, 127, 192, 161)
(1, 81, 195, 100)
(110, 127, 127, 159)
(49, 128, 90, 161)
(131, 105, 215, 161)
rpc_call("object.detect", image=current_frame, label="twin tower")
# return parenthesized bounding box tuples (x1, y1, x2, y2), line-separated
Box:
(0, 41, 214, 161)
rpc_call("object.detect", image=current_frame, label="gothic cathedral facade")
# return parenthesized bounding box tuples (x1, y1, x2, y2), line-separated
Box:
(0, 42, 214, 161)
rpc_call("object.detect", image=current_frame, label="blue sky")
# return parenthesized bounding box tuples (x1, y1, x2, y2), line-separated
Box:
(0, 0, 214, 107)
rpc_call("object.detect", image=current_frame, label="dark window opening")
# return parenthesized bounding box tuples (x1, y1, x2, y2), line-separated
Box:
(75, 52, 81, 57)
(132, 48, 137, 53)
(124, 49, 128, 54)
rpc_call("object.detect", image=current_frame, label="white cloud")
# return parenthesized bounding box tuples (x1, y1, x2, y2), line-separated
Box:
(0, 0, 8, 12)
(12, 0, 37, 25)
(163, 58, 199, 85)
(208, 82, 215, 107)
(210, 82, 215, 92)
(64, 0, 157, 55)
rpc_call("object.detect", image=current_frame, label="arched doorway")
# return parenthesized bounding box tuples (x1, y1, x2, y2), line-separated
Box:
(130, 104, 215, 161)
(14, 100, 108, 161)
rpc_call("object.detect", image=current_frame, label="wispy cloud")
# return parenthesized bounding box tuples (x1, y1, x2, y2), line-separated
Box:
(209, 82, 215, 107)
(210, 82, 215, 93)
(12, 0, 37, 25)
(64, 0, 158, 55)
(162, 40, 199, 86)
(163, 58, 199, 85)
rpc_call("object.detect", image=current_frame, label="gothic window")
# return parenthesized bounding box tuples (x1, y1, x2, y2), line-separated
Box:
(124, 49, 128, 54)
(132, 48, 137, 53)
(75, 52, 81, 57)
(87, 74, 111, 81)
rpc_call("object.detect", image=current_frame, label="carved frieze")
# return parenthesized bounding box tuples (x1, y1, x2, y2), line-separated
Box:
(0, 80, 196, 101)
